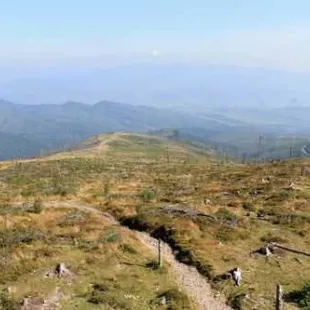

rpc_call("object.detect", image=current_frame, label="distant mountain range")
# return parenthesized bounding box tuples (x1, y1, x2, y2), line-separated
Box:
(2, 64, 310, 135)
(0, 99, 248, 160)
(0, 98, 309, 161)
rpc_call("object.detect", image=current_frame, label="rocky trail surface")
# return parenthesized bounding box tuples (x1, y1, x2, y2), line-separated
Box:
(44, 201, 231, 310)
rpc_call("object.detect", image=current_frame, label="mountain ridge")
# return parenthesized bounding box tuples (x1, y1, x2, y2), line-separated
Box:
(1, 99, 308, 161)
(0, 99, 242, 160)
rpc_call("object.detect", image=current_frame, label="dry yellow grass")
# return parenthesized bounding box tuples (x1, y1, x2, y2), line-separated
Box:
(0, 200, 193, 309)
(0, 133, 309, 309)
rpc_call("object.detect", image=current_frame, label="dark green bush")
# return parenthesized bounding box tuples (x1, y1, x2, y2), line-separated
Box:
(99, 228, 120, 244)
(227, 289, 247, 310)
(87, 283, 109, 304)
(279, 189, 293, 199)
(285, 281, 310, 309)
(0, 291, 20, 310)
(267, 189, 294, 202)
(138, 189, 155, 203)
(215, 208, 238, 223)
(0, 227, 45, 248)
(87, 282, 130, 309)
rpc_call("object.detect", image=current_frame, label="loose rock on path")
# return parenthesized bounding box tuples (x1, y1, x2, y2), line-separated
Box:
(44, 201, 231, 310)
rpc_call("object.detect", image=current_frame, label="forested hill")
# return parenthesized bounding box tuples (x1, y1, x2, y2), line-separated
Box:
(0, 99, 242, 160)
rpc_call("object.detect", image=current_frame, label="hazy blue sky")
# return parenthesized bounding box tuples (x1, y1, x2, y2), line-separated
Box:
(1, 1, 310, 71)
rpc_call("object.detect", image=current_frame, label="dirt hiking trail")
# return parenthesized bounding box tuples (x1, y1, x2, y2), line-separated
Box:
(44, 201, 231, 310)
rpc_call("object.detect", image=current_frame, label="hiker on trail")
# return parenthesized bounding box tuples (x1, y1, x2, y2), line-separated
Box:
(232, 268, 241, 286)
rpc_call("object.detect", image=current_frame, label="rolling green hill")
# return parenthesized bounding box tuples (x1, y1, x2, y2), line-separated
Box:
(48, 132, 215, 165)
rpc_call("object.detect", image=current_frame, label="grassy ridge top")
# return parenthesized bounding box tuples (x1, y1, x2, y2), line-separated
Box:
(46, 132, 215, 163)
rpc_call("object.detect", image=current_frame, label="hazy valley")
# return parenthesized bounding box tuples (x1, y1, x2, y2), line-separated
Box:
(1, 97, 310, 163)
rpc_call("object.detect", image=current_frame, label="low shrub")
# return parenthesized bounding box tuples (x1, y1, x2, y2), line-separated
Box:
(242, 202, 256, 212)
(215, 227, 249, 242)
(274, 214, 310, 227)
(260, 205, 286, 216)
(284, 281, 310, 308)
(87, 282, 130, 309)
(227, 288, 247, 310)
(0, 227, 45, 248)
(26, 200, 42, 214)
(99, 228, 120, 244)
(155, 288, 193, 310)
(215, 208, 238, 226)
(0, 291, 20, 310)
(138, 189, 155, 203)
(260, 232, 288, 244)
(87, 283, 109, 304)
(0, 258, 40, 283)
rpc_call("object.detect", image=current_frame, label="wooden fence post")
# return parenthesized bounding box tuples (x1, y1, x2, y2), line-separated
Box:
(276, 284, 283, 310)
(166, 145, 170, 164)
(158, 239, 162, 268)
